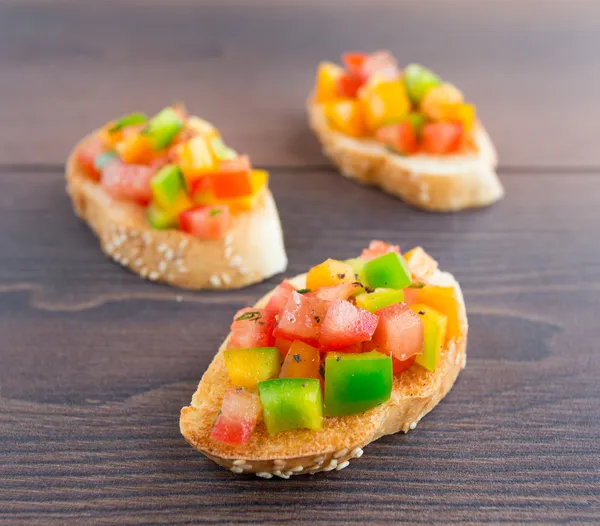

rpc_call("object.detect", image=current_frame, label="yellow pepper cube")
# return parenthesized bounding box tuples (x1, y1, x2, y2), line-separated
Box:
(360, 79, 411, 131)
(324, 99, 365, 137)
(187, 116, 218, 139)
(410, 304, 447, 372)
(404, 246, 439, 282)
(115, 133, 155, 164)
(175, 136, 216, 183)
(315, 61, 344, 103)
(416, 285, 461, 343)
(445, 103, 476, 132)
(224, 347, 282, 388)
(306, 259, 355, 290)
(420, 82, 464, 121)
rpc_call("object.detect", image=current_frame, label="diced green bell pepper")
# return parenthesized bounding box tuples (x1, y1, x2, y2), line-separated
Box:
(224, 347, 281, 388)
(258, 378, 323, 434)
(355, 288, 404, 313)
(410, 304, 447, 372)
(143, 107, 184, 150)
(109, 112, 148, 133)
(344, 257, 365, 281)
(324, 351, 392, 417)
(150, 164, 187, 209)
(404, 112, 426, 138)
(94, 151, 118, 171)
(146, 202, 178, 230)
(210, 137, 238, 161)
(403, 64, 441, 104)
(362, 252, 412, 290)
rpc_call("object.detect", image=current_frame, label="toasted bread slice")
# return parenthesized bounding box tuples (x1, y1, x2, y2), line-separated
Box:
(308, 102, 504, 212)
(66, 134, 287, 290)
(180, 267, 467, 478)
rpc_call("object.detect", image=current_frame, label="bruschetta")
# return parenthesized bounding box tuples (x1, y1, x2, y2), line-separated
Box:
(307, 51, 504, 211)
(180, 241, 467, 477)
(66, 105, 287, 289)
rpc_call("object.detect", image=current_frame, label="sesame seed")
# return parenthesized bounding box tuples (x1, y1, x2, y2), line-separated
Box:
(225, 246, 234, 259)
(333, 448, 348, 459)
(114, 236, 124, 247)
(239, 267, 249, 275)
(314, 456, 326, 463)
(256, 472, 272, 479)
(165, 249, 174, 261)
(149, 271, 159, 281)
(134, 258, 143, 267)
(140, 267, 148, 278)
(273, 459, 286, 467)
(158, 261, 167, 273)
(290, 466, 303, 473)
(233, 460, 246, 466)
(142, 233, 152, 245)
(210, 275, 222, 287)
(350, 447, 363, 459)
(113, 252, 121, 261)
(273, 471, 290, 479)
(335, 461, 350, 471)
(283, 471, 293, 477)
(455, 354, 461, 365)
(129, 231, 138, 238)
(221, 273, 231, 285)
(105, 243, 114, 254)
(157, 243, 167, 253)
(179, 239, 189, 251)
(175, 295, 183, 302)
(178, 267, 188, 274)
(230, 466, 244, 474)
(229, 255, 243, 268)
(308, 464, 321, 471)
(323, 462, 337, 472)
(121, 258, 129, 266)
(410, 422, 417, 430)
(224, 234, 233, 246)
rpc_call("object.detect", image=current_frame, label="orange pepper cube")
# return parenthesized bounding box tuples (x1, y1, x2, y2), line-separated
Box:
(323, 99, 365, 137)
(306, 259, 355, 290)
(280, 341, 321, 380)
(116, 133, 155, 164)
(360, 79, 411, 132)
(209, 156, 253, 199)
(315, 61, 345, 103)
(446, 103, 476, 132)
(416, 285, 462, 343)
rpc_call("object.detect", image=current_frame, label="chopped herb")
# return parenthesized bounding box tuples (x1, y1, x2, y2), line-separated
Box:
(418, 310, 426, 315)
(235, 311, 262, 322)
(209, 208, 223, 217)
(293, 354, 301, 363)
(296, 288, 311, 294)
(408, 282, 426, 289)
(337, 273, 346, 279)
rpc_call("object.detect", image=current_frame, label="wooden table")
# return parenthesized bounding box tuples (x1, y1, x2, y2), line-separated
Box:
(2, 1, 599, 523)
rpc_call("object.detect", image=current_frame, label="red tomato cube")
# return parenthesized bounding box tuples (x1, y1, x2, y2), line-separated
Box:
(209, 156, 253, 199)
(76, 136, 106, 180)
(361, 51, 399, 80)
(342, 52, 368, 79)
(337, 72, 363, 98)
(375, 122, 418, 155)
(273, 291, 330, 347)
(211, 388, 262, 445)
(265, 280, 297, 314)
(363, 340, 416, 374)
(371, 303, 424, 362)
(228, 307, 276, 349)
(328, 342, 364, 354)
(178, 205, 230, 240)
(101, 161, 155, 204)
(360, 240, 401, 262)
(421, 122, 463, 155)
(274, 337, 293, 358)
(319, 299, 379, 350)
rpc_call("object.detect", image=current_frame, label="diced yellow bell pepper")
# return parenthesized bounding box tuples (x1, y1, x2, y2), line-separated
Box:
(420, 82, 464, 121)
(187, 116, 219, 139)
(306, 259, 355, 290)
(410, 304, 447, 372)
(415, 285, 462, 343)
(315, 61, 344, 103)
(323, 99, 365, 137)
(444, 103, 476, 132)
(175, 136, 217, 185)
(404, 246, 439, 282)
(224, 347, 281, 388)
(115, 133, 156, 164)
(360, 79, 411, 132)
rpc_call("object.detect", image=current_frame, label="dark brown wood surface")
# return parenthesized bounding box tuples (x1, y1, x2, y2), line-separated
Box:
(1, 1, 600, 524)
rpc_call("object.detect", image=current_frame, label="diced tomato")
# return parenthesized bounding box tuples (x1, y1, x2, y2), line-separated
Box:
(274, 337, 293, 358)
(337, 72, 364, 98)
(402, 287, 420, 306)
(361, 51, 399, 80)
(229, 307, 276, 349)
(209, 156, 253, 199)
(315, 283, 363, 302)
(421, 122, 463, 155)
(342, 52, 368, 80)
(328, 342, 364, 354)
(100, 161, 155, 204)
(211, 388, 262, 445)
(375, 122, 418, 155)
(273, 291, 330, 347)
(371, 303, 424, 362)
(265, 280, 296, 314)
(76, 137, 106, 180)
(319, 299, 379, 350)
(178, 205, 230, 240)
(363, 340, 416, 374)
(361, 240, 401, 262)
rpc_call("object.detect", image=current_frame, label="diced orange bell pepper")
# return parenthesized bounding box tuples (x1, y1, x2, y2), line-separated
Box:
(404, 246, 439, 282)
(360, 79, 410, 132)
(323, 99, 365, 137)
(174, 135, 216, 186)
(306, 259, 355, 290)
(420, 83, 464, 121)
(444, 102, 476, 132)
(280, 341, 321, 380)
(98, 122, 123, 148)
(415, 285, 462, 343)
(116, 133, 156, 164)
(209, 156, 253, 199)
(315, 61, 345, 103)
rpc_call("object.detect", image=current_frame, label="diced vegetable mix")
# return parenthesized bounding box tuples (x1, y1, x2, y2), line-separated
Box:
(314, 51, 477, 155)
(76, 104, 270, 240)
(212, 242, 463, 444)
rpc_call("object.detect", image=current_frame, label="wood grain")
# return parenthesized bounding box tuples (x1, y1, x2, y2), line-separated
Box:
(2, 0, 600, 167)
(1, 168, 599, 523)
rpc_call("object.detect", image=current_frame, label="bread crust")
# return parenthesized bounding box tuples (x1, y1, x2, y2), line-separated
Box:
(180, 267, 467, 478)
(308, 102, 504, 212)
(65, 134, 287, 290)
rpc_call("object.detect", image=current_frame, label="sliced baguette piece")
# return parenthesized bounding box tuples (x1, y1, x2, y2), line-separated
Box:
(180, 266, 467, 478)
(308, 102, 504, 212)
(66, 134, 287, 290)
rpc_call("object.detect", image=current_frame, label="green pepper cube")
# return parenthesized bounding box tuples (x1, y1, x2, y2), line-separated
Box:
(210, 137, 238, 161)
(344, 257, 365, 281)
(362, 252, 412, 290)
(410, 304, 447, 372)
(143, 107, 184, 150)
(258, 378, 323, 434)
(403, 63, 441, 104)
(404, 112, 426, 138)
(150, 164, 186, 209)
(224, 347, 281, 388)
(94, 151, 118, 171)
(355, 288, 404, 313)
(146, 202, 178, 230)
(324, 351, 392, 417)
(109, 112, 148, 133)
